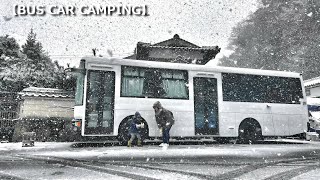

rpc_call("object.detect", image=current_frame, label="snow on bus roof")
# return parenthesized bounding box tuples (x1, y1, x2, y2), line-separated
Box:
(81, 56, 301, 78)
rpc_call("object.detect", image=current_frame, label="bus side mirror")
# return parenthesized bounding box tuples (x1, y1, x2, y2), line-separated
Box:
(299, 98, 306, 105)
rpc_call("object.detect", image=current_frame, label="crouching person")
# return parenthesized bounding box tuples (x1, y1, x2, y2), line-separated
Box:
(128, 112, 145, 147)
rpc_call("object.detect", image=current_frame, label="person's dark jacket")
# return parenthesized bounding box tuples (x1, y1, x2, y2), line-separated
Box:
(153, 101, 174, 129)
(129, 112, 141, 134)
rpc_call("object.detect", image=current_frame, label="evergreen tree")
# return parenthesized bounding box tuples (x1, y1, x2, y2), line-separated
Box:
(0, 35, 25, 91)
(219, 0, 320, 80)
(52, 60, 76, 90)
(21, 29, 60, 88)
(22, 29, 43, 62)
(0, 29, 76, 92)
(0, 35, 20, 58)
(0, 35, 20, 71)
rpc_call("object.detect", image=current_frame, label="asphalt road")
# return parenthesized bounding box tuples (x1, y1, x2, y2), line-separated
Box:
(1, 140, 320, 180)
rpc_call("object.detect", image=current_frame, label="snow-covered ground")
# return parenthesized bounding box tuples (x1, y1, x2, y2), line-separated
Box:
(1, 139, 320, 180)
(0, 139, 319, 159)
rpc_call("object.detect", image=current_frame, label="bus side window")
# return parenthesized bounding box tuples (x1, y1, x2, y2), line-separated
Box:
(143, 70, 166, 97)
(267, 88, 279, 103)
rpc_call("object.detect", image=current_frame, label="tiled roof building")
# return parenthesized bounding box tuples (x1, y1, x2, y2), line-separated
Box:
(125, 34, 221, 65)
(19, 87, 74, 99)
(304, 76, 320, 97)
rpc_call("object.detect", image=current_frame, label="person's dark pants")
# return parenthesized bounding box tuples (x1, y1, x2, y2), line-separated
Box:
(162, 126, 171, 144)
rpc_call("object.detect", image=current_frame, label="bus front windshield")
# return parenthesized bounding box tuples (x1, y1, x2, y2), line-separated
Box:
(75, 72, 85, 106)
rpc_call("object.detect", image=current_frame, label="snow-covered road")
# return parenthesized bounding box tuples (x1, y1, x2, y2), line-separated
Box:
(0, 139, 320, 179)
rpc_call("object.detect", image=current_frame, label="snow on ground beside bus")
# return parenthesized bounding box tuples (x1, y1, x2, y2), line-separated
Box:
(1, 141, 320, 180)
(0, 140, 319, 159)
(0, 142, 71, 152)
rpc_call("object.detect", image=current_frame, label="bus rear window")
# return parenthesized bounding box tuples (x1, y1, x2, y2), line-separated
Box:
(222, 73, 303, 104)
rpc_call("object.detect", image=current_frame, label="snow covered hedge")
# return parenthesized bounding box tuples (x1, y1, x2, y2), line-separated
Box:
(12, 118, 81, 142)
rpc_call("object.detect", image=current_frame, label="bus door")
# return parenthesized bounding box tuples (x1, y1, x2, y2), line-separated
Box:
(194, 77, 219, 135)
(84, 70, 115, 135)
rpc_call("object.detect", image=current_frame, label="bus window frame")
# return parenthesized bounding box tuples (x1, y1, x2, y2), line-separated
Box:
(84, 70, 115, 134)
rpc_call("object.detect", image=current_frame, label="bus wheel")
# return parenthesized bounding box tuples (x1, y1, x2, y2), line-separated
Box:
(118, 120, 130, 146)
(237, 119, 263, 144)
(117, 117, 149, 146)
(215, 137, 230, 144)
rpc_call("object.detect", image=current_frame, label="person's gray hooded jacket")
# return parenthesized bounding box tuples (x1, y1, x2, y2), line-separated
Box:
(153, 101, 174, 129)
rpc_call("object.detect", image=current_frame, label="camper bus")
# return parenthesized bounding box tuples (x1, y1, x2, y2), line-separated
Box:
(71, 57, 308, 143)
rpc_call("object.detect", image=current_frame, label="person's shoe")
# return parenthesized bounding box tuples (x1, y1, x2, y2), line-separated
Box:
(127, 141, 132, 147)
(137, 140, 143, 147)
(162, 143, 169, 150)
(159, 143, 165, 147)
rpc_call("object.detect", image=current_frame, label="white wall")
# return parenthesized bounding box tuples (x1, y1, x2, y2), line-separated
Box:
(309, 86, 320, 97)
(19, 97, 74, 119)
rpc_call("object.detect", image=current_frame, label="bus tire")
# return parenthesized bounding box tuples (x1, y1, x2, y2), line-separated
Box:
(117, 116, 149, 146)
(237, 119, 263, 144)
(118, 120, 130, 146)
(215, 137, 230, 144)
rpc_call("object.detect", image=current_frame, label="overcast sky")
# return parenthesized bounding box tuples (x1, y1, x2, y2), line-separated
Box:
(0, 0, 258, 67)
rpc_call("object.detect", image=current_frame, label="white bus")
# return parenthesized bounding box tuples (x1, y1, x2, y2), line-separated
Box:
(71, 56, 308, 143)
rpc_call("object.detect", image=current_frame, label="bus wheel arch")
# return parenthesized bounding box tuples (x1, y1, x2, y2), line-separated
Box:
(237, 118, 263, 144)
(117, 115, 149, 145)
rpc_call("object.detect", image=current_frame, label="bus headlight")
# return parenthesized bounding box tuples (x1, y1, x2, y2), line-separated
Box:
(71, 119, 82, 131)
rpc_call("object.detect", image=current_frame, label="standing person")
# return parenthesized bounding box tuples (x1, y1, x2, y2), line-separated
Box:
(152, 101, 174, 147)
(127, 112, 144, 147)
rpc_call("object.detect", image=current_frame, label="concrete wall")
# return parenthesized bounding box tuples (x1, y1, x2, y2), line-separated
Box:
(19, 97, 74, 119)
(309, 86, 320, 97)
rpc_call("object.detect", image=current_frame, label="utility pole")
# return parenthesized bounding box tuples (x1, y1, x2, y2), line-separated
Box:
(92, 48, 98, 56)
